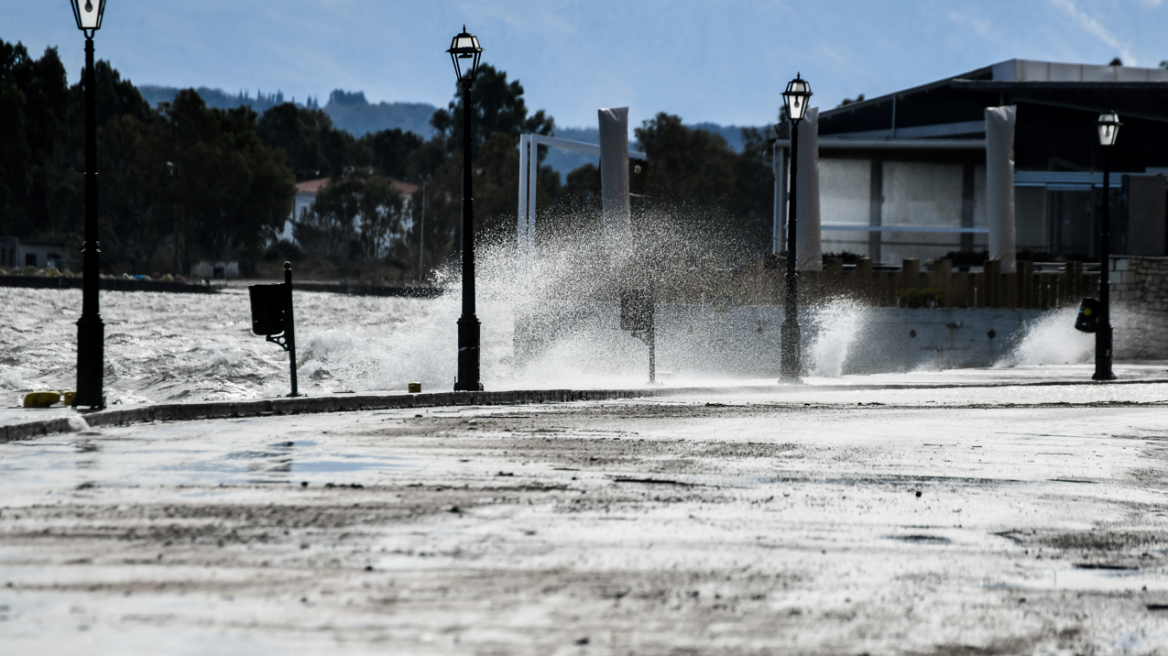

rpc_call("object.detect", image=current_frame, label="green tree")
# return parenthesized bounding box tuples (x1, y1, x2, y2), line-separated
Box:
(356, 175, 405, 260)
(298, 171, 405, 262)
(632, 113, 773, 258)
(0, 41, 76, 241)
(97, 112, 171, 274)
(0, 73, 31, 232)
(837, 93, 865, 107)
(166, 90, 295, 265)
(302, 174, 362, 259)
(361, 128, 423, 180)
(257, 102, 366, 181)
(730, 126, 776, 247)
(561, 163, 602, 209)
(416, 64, 560, 274)
(429, 64, 554, 155)
(635, 113, 737, 206)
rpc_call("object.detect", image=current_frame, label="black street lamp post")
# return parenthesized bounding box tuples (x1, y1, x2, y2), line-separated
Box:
(448, 27, 483, 391)
(780, 73, 811, 383)
(71, 0, 108, 409)
(1093, 112, 1121, 381)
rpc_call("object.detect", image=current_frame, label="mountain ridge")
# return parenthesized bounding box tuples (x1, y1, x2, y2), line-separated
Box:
(138, 85, 761, 180)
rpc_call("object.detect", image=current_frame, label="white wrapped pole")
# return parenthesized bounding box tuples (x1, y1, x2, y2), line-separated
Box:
(773, 142, 787, 255)
(985, 106, 1017, 273)
(527, 135, 538, 258)
(598, 107, 632, 257)
(517, 134, 529, 265)
(796, 107, 822, 271)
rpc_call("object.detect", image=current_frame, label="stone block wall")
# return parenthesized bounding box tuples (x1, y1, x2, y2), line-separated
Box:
(1112, 256, 1168, 359)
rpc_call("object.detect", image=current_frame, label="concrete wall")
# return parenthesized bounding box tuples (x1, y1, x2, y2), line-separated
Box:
(517, 255, 1168, 377)
(516, 302, 1040, 378)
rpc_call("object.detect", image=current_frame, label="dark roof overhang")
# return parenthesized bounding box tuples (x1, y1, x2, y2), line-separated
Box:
(947, 80, 1168, 123)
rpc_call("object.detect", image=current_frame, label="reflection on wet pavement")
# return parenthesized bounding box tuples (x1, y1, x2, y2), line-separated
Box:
(0, 427, 417, 489)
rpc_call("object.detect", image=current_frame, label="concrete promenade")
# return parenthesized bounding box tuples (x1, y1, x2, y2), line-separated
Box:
(2, 365, 1168, 654)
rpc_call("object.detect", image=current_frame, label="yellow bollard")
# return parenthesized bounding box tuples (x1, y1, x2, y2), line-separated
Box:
(24, 391, 62, 408)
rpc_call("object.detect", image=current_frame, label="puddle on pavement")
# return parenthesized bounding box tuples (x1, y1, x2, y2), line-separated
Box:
(0, 435, 416, 489)
(291, 456, 408, 473)
(990, 566, 1168, 593)
(885, 534, 953, 545)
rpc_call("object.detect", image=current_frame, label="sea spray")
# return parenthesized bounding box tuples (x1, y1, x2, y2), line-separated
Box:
(4, 207, 1023, 402)
(808, 299, 865, 377)
(1000, 307, 1093, 366)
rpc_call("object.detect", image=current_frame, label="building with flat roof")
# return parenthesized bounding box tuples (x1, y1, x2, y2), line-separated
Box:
(776, 59, 1168, 266)
(0, 238, 73, 271)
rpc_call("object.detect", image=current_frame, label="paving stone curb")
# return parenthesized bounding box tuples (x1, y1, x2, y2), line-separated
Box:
(1, 417, 84, 443)
(0, 388, 695, 444)
(4, 378, 1167, 444)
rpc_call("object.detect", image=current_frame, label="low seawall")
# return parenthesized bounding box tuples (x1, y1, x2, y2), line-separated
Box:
(516, 303, 1045, 377)
(0, 275, 217, 294)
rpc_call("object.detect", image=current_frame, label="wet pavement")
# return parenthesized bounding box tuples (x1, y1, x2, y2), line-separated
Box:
(2, 370, 1168, 654)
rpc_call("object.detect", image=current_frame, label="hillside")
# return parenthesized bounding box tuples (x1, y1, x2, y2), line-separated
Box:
(138, 86, 439, 139)
(135, 86, 759, 179)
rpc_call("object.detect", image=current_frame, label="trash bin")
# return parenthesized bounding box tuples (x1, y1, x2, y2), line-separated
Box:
(249, 284, 286, 335)
(1074, 297, 1101, 333)
(620, 289, 653, 332)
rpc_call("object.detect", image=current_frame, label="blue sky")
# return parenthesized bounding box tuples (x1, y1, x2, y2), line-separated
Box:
(5, 0, 1166, 130)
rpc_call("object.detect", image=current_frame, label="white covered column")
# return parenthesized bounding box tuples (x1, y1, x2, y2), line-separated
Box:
(773, 142, 787, 255)
(517, 134, 530, 264)
(598, 107, 632, 257)
(985, 105, 1017, 273)
(795, 107, 822, 271)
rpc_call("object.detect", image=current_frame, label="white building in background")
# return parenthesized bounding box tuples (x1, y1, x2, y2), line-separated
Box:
(276, 177, 418, 246)
(773, 59, 1168, 266)
(277, 178, 329, 244)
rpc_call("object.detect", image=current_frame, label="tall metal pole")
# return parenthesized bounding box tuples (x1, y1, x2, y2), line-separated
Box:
(172, 119, 181, 277)
(74, 33, 105, 409)
(284, 262, 300, 396)
(648, 278, 656, 384)
(781, 121, 801, 382)
(418, 180, 426, 281)
(455, 79, 481, 391)
(1094, 151, 1115, 381)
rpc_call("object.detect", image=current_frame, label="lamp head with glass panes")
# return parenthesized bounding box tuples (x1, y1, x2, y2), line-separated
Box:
(1097, 112, 1121, 147)
(447, 26, 483, 84)
(782, 73, 813, 124)
(71, 0, 107, 32)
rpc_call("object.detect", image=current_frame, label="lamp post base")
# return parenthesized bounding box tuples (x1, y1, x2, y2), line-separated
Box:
(74, 315, 105, 409)
(780, 317, 802, 384)
(454, 314, 482, 391)
(1092, 325, 1115, 381)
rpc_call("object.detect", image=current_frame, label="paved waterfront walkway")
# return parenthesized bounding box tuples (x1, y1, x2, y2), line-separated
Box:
(2, 365, 1168, 653)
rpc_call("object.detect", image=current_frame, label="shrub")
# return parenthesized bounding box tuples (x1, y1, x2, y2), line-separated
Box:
(822, 251, 863, 265)
(941, 250, 988, 267)
(263, 239, 304, 263)
(897, 287, 943, 309)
